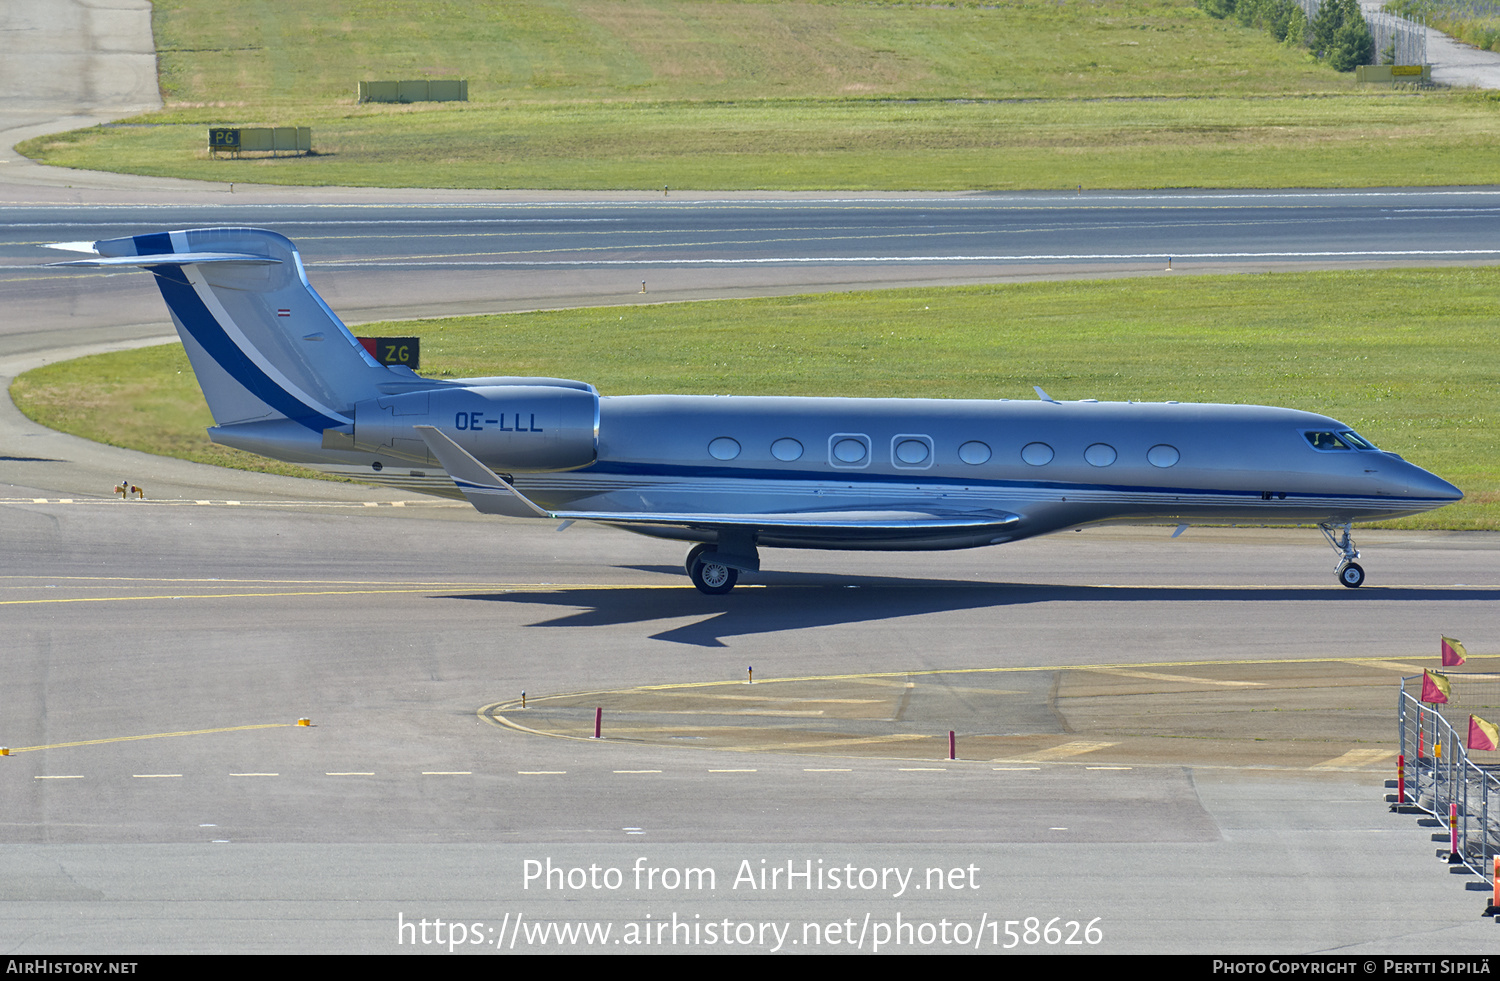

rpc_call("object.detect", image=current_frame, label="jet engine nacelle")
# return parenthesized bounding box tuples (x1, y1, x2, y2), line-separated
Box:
(347, 384, 598, 471)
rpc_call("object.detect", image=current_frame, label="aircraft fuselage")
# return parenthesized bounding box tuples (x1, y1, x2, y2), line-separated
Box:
(517, 394, 1457, 549)
(49, 226, 1463, 592)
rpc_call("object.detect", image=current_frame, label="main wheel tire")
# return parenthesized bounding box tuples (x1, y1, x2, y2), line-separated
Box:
(1338, 562, 1365, 588)
(685, 542, 713, 577)
(689, 555, 738, 594)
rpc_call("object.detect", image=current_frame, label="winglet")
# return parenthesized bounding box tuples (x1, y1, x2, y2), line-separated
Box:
(413, 426, 552, 519)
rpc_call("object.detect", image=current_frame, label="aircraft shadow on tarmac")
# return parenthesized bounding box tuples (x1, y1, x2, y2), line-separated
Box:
(440, 569, 1500, 648)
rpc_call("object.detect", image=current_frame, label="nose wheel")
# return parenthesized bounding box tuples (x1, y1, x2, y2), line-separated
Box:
(1320, 522, 1365, 588)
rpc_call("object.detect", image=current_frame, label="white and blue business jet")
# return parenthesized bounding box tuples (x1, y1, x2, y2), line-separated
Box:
(49, 227, 1462, 593)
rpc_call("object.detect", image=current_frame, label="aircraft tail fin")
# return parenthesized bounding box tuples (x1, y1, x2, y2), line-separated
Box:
(52, 228, 392, 431)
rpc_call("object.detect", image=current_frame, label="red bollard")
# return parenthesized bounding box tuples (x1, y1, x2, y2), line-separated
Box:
(594, 707, 602, 739)
(949, 730, 956, 761)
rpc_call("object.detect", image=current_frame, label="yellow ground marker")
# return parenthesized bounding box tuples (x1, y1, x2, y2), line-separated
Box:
(1342, 660, 1430, 674)
(1025, 740, 1121, 761)
(1083, 667, 1265, 687)
(1311, 749, 1395, 769)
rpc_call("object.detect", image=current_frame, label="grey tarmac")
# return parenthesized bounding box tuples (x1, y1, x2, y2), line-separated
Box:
(2, 1, 1499, 956)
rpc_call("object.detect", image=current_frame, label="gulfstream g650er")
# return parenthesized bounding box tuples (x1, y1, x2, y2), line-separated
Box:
(50, 228, 1461, 593)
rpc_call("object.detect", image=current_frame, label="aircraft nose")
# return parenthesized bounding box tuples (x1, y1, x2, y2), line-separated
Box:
(1390, 458, 1463, 502)
(1429, 473, 1464, 502)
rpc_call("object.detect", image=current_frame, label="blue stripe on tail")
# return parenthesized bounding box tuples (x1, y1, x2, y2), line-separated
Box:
(152, 264, 345, 431)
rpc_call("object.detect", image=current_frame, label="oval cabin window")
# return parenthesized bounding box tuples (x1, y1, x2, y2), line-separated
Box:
(708, 437, 741, 461)
(1147, 444, 1180, 468)
(958, 441, 991, 465)
(1021, 442, 1054, 466)
(771, 438, 803, 462)
(1084, 443, 1117, 467)
(832, 438, 867, 464)
(894, 439, 930, 465)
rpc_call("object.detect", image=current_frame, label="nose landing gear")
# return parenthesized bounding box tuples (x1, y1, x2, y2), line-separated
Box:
(1319, 522, 1364, 588)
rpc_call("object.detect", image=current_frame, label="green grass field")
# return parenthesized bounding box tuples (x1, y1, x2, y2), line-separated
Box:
(19, 0, 1500, 189)
(12, 270, 1496, 529)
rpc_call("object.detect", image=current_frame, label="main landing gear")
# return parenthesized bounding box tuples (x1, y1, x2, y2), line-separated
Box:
(1319, 522, 1365, 588)
(685, 543, 737, 594)
(684, 539, 760, 595)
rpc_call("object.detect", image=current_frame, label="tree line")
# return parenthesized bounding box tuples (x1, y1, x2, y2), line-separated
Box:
(1198, 0, 1375, 70)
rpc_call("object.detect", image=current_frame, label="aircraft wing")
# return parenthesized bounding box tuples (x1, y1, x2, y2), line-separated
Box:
(414, 426, 1020, 533)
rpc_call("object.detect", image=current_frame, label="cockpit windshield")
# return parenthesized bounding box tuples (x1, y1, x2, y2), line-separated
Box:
(1304, 430, 1377, 451)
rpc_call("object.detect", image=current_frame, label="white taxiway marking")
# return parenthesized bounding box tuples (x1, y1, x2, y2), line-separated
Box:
(316, 248, 1500, 268)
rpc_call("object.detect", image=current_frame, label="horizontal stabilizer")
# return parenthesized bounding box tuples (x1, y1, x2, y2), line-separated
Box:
(51, 253, 282, 268)
(45, 241, 111, 254)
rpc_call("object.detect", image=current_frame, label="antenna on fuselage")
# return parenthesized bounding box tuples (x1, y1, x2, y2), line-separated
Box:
(1034, 386, 1059, 403)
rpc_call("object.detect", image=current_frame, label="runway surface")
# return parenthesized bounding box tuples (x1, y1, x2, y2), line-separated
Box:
(6, 189, 1500, 339)
(4, 495, 1499, 953)
(4, 182, 1500, 958)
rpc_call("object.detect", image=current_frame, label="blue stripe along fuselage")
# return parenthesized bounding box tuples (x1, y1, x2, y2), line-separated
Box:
(514, 462, 1448, 524)
(559, 459, 1442, 504)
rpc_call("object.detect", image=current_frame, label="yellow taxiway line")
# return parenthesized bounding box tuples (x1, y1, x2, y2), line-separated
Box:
(5, 723, 290, 754)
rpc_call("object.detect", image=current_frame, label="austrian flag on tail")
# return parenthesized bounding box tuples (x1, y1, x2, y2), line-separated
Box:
(1469, 715, 1498, 752)
(1421, 670, 1451, 705)
(1441, 636, 1466, 667)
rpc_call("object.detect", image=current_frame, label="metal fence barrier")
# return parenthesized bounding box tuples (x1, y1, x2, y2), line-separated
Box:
(1367, 8, 1430, 66)
(358, 80, 468, 103)
(1397, 674, 1500, 881)
(1294, 0, 1429, 67)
